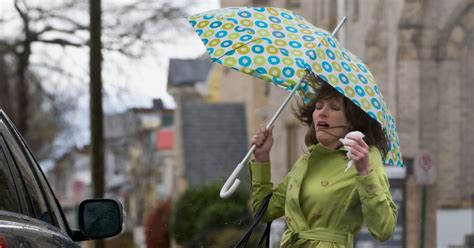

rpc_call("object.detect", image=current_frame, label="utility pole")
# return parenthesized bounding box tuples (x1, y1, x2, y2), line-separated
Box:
(89, 0, 105, 247)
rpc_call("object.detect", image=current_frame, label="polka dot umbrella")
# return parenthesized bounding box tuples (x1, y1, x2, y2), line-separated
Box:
(186, 7, 403, 198)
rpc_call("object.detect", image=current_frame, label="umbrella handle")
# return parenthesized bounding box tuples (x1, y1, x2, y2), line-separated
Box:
(220, 145, 256, 198)
(220, 71, 308, 199)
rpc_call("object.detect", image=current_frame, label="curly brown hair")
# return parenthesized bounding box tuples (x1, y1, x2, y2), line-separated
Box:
(294, 76, 389, 158)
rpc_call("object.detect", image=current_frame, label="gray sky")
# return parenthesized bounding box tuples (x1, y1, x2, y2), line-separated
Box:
(0, 0, 219, 160)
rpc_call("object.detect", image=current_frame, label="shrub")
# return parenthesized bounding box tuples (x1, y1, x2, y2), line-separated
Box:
(171, 181, 251, 246)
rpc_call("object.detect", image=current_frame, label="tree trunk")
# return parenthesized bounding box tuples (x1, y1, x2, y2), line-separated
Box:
(0, 57, 13, 116)
(89, 0, 105, 247)
(17, 39, 30, 135)
(14, 0, 32, 135)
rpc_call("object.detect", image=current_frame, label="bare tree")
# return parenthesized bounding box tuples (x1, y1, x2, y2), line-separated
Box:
(0, 0, 191, 158)
(0, 51, 70, 161)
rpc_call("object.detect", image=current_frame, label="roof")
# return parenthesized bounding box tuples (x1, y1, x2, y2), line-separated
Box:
(180, 102, 249, 187)
(168, 58, 213, 86)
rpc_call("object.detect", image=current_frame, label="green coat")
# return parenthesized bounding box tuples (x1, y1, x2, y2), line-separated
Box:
(249, 144, 397, 248)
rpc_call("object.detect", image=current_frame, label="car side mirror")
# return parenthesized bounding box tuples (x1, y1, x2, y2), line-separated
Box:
(78, 199, 123, 239)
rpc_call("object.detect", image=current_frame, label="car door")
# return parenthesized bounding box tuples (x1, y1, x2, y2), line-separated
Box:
(0, 112, 79, 247)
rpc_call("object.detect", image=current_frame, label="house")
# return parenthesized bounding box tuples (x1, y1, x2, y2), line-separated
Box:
(168, 58, 249, 195)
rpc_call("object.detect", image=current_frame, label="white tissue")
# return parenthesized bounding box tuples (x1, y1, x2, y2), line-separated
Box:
(340, 131, 365, 173)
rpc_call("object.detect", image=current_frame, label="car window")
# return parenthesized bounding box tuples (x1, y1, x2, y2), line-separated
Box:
(23, 148, 67, 231)
(0, 141, 21, 213)
(2, 132, 53, 223)
(0, 117, 68, 232)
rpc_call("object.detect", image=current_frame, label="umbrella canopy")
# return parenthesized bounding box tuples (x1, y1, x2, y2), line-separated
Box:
(187, 6, 403, 167)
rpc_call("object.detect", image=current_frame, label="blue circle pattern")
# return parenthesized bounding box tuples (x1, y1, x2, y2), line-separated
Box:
(269, 16, 281, 23)
(216, 31, 228, 38)
(328, 38, 336, 48)
(339, 74, 349, 84)
(210, 21, 222, 28)
(221, 40, 232, 48)
(295, 58, 306, 68)
(341, 62, 351, 72)
(252, 45, 264, 54)
(268, 55, 280, 65)
(256, 67, 267, 74)
(280, 48, 289, 56)
(305, 50, 316, 60)
(326, 49, 335, 60)
(273, 77, 284, 84)
(357, 64, 368, 73)
(355, 85, 365, 96)
(322, 61, 332, 72)
(238, 11, 252, 18)
(239, 56, 252, 66)
(226, 18, 238, 25)
(255, 21, 268, 28)
(358, 74, 368, 84)
(281, 12, 293, 20)
(371, 98, 381, 109)
(289, 41, 302, 48)
(262, 37, 272, 44)
(272, 31, 285, 38)
(235, 26, 247, 32)
(352, 99, 361, 108)
(302, 35, 315, 41)
(283, 67, 295, 77)
(342, 52, 351, 61)
(298, 24, 309, 29)
(240, 34, 252, 41)
(368, 112, 377, 120)
(285, 26, 298, 33)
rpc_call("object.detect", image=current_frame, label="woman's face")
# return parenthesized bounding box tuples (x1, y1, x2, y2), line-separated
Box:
(312, 95, 352, 149)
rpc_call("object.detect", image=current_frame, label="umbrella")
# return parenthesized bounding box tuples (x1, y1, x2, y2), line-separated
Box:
(186, 7, 403, 198)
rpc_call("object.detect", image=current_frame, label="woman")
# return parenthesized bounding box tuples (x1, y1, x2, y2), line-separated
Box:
(249, 78, 397, 247)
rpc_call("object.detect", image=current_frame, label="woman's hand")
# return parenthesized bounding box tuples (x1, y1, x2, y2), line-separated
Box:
(344, 136, 372, 175)
(251, 126, 274, 163)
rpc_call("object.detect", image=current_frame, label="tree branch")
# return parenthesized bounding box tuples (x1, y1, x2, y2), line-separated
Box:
(38, 38, 86, 47)
(37, 24, 87, 37)
(14, 0, 29, 27)
(31, 62, 85, 83)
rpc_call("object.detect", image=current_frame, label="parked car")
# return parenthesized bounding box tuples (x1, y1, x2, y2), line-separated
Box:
(0, 110, 123, 247)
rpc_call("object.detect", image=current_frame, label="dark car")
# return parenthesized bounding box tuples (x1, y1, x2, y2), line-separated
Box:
(0, 110, 123, 247)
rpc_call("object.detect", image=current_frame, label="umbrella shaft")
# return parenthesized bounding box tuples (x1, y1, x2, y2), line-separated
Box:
(265, 77, 306, 129)
(331, 16, 347, 36)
